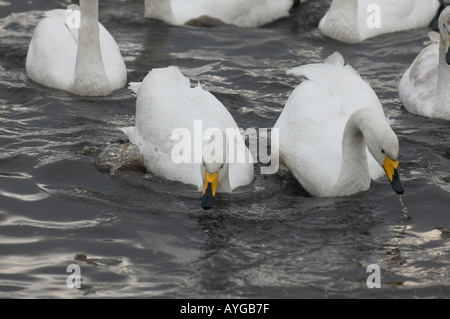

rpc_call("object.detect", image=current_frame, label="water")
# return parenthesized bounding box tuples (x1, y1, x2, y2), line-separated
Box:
(0, 0, 449, 299)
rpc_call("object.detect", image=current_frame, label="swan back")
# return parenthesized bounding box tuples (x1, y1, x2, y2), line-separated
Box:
(319, 0, 440, 43)
(26, 10, 78, 91)
(145, 0, 293, 28)
(286, 52, 384, 117)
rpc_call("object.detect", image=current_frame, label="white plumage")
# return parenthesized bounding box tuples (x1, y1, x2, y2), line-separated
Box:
(274, 52, 403, 197)
(319, 0, 440, 44)
(26, 0, 126, 96)
(121, 66, 254, 193)
(144, 0, 293, 28)
(399, 7, 450, 121)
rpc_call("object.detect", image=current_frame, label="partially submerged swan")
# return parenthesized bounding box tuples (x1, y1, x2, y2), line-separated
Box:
(26, 0, 126, 96)
(274, 52, 404, 197)
(144, 0, 294, 28)
(319, 0, 440, 44)
(399, 7, 450, 121)
(120, 66, 254, 209)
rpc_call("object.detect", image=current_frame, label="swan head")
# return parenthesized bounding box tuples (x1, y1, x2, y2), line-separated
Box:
(201, 130, 229, 210)
(438, 6, 450, 65)
(363, 117, 404, 195)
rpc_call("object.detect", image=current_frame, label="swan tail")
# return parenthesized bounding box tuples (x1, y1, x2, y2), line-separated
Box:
(324, 52, 345, 67)
(43, 9, 70, 19)
(128, 82, 142, 94)
(119, 126, 135, 140)
(287, 52, 355, 89)
(424, 31, 439, 46)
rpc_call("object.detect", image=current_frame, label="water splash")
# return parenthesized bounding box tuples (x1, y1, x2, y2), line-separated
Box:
(398, 195, 409, 220)
(398, 195, 410, 234)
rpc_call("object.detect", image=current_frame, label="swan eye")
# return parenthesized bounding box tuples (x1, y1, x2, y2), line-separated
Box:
(220, 164, 224, 169)
(381, 149, 385, 154)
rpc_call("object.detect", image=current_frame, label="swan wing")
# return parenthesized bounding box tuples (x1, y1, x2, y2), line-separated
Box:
(287, 52, 384, 117)
(26, 9, 77, 91)
(275, 80, 345, 196)
(319, 0, 440, 43)
(170, 0, 293, 27)
(98, 24, 127, 91)
(359, 0, 440, 39)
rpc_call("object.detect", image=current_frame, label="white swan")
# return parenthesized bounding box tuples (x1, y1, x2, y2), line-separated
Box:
(26, 0, 127, 96)
(399, 7, 450, 121)
(121, 66, 254, 209)
(319, 0, 440, 44)
(274, 52, 404, 197)
(144, 0, 294, 28)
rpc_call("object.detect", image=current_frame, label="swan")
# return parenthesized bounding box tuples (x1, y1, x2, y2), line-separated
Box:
(319, 0, 440, 44)
(144, 0, 294, 28)
(120, 66, 254, 210)
(399, 7, 450, 121)
(274, 52, 404, 197)
(26, 0, 127, 96)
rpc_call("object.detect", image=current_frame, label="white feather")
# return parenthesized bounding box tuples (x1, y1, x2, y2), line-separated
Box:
(319, 0, 440, 43)
(399, 8, 450, 121)
(121, 66, 254, 191)
(25, 1, 126, 96)
(144, 0, 293, 28)
(274, 52, 397, 197)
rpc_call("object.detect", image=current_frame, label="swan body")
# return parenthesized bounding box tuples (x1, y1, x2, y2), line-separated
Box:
(319, 0, 440, 44)
(26, 0, 126, 96)
(121, 66, 254, 209)
(144, 0, 293, 28)
(274, 52, 403, 197)
(399, 7, 450, 121)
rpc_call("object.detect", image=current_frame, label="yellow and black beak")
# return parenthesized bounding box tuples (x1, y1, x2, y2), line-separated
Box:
(383, 157, 404, 194)
(201, 171, 219, 210)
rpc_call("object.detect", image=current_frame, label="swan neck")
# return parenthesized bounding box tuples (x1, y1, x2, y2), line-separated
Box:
(437, 35, 450, 118)
(72, 0, 110, 95)
(218, 165, 232, 193)
(204, 130, 232, 193)
(218, 131, 232, 192)
(335, 111, 371, 195)
(77, 0, 102, 64)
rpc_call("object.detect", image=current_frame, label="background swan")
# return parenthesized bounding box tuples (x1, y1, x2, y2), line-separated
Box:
(144, 0, 294, 28)
(121, 66, 254, 209)
(399, 7, 450, 121)
(274, 52, 404, 197)
(26, 0, 127, 96)
(319, 0, 440, 44)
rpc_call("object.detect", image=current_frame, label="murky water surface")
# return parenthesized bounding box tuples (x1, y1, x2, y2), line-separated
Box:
(0, 0, 449, 298)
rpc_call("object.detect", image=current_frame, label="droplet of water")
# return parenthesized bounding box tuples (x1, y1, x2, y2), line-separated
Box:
(398, 195, 410, 234)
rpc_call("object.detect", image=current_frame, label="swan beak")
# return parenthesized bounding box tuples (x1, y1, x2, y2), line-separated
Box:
(446, 34, 450, 65)
(201, 171, 219, 210)
(383, 157, 404, 195)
